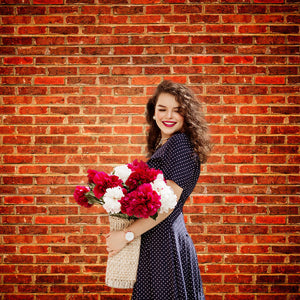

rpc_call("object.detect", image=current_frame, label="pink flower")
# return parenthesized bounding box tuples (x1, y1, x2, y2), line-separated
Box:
(125, 164, 162, 191)
(119, 183, 161, 218)
(128, 159, 149, 171)
(74, 186, 93, 208)
(93, 172, 123, 199)
(87, 169, 98, 184)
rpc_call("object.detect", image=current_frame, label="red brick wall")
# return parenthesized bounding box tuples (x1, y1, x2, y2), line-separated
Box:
(1, 1, 299, 299)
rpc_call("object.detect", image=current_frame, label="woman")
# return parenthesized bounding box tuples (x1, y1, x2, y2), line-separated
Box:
(106, 80, 211, 299)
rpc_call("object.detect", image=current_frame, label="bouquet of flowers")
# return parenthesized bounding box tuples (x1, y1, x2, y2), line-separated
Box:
(74, 159, 177, 220)
(73, 160, 177, 288)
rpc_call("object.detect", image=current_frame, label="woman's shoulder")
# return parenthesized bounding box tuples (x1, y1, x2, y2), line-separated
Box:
(150, 132, 193, 161)
(167, 132, 192, 150)
(163, 132, 197, 161)
(168, 132, 200, 163)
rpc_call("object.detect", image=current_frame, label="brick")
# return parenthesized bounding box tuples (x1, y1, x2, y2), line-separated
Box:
(270, 46, 299, 55)
(207, 25, 235, 33)
(0, 66, 13, 75)
(35, 216, 65, 225)
(113, 5, 143, 15)
(0, 47, 15, 57)
(2, 76, 32, 85)
(225, 196, 255, 204)
(269, 67, 297, 75)
(205, 5, 234, 14)
(80, 26, 112, 35)
(190, 15, 219, 24)
(3, 96, 32, 104)
(15, 67, 46, 76)
(20, 246, 49, 254)
(4, 155, 33, 164)
(36, 57, 65, 65)
(50, 86, 79, 94)
(18, 26, 47, 35)
(256, 216, 286, 224)
(66, 16, 96, 24)
(50, 284, 79, 293)
(34, 77, 64, 85)
(81, 5, 110, 14)
(224, 56, 254, 64)
(238, 5, 267, 14)
(239, 86, 268, 95)
(222, 14, 252, 23)
(19, 87, 47, 95)
(17, 7, 45, 15)
(255, 135, 285, 144)
(192, 56, 221, 64)
(33, 16, 63, 24)
(145, 5, 171, 14)
(192, 35, 221, 44)
(36, 275, 65, 284)
(271, 25, 299, 34)
(35, 37, 65, 46)
(145, 66, 171, 75)
(0, 26, 14, 34)
(131, 15, 161, 24)
(3, 275, 32, 284)
(49, 46, 79, 56)
(0, 83, 18, 94)
(2, 16, 31, 24)
(164, 14, 187, 23)
(155, 26, 177, 35)
(3, 135, 32, 144)
(131, 35, 163, 45)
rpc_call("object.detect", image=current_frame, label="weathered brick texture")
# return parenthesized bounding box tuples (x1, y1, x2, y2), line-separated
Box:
(0, 1, 299, 299)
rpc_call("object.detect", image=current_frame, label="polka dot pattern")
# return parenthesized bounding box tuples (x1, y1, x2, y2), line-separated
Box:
(132, 133, 205, 300)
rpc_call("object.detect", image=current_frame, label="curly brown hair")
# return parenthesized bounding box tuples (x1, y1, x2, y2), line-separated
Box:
(146, 80, 211, 163)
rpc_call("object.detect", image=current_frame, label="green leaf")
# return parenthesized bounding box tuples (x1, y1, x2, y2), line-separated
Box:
(150, 212, 158, 221)
(85, 191, 103, 205)
(88, 183, 96, 190)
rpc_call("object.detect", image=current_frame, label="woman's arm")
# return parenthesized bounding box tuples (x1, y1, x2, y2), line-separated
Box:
(105, 180, 183, 256)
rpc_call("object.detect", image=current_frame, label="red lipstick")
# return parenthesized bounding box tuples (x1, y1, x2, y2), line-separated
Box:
(162, 121, 176, 127)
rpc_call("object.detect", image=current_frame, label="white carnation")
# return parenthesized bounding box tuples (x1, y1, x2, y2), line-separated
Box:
(102, 186, 124, 214)
(159, 186, 177, 213)
(151, 175, 177, 214)
(113, 165, 132, 183)
(151, 173, 166, 193)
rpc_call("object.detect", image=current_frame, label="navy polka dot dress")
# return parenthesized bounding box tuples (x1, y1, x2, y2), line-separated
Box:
(132, 132, 205, 300)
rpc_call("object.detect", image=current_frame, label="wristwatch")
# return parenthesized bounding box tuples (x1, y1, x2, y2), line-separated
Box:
(124, 231, 134, 242)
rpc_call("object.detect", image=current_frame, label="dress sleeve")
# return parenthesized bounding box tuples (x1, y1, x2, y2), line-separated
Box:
(162, 133, 200, 190)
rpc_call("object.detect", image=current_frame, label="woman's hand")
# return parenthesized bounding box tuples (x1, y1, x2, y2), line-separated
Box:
(105, 231, 127, 257)
(105, 180, 182, 257)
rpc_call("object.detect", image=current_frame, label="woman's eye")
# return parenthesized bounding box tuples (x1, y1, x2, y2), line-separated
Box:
(158, 109, 166, 112)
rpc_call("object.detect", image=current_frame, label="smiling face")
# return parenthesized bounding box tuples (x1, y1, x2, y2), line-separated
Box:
(154, 93, 184, 140)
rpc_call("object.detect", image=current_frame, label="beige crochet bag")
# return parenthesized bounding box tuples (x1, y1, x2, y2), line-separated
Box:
(105, 216, 141, 289)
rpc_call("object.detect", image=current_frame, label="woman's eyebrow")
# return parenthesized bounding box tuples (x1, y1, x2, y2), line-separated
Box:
(157, 104, 180, 108)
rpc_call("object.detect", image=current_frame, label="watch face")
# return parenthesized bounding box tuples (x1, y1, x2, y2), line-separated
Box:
(125, 231, 134, 242)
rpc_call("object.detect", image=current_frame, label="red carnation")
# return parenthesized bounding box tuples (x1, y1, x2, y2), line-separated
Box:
(125, 165, 162, 191)
(128, 159, 149, 171)
(119, 183, 161, 219)
(93, 172, 123, 199)
(87, 169, 98, 184)
(74, 186, 93, 208)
